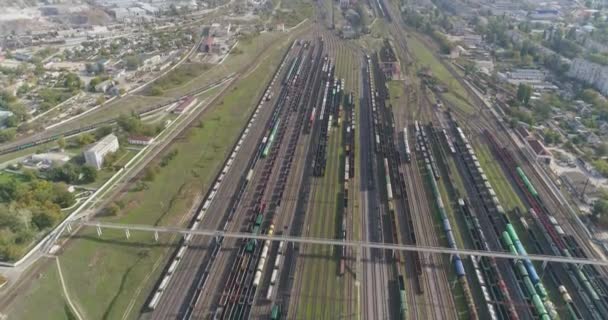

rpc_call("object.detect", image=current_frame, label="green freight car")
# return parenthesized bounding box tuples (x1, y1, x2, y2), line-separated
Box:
(270, 304, 281, 320)
(516, 167, 538, 197)
(263, 119, 281, 158)
(398, 275, 407, 318)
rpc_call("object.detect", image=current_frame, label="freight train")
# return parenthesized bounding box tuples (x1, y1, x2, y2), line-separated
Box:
(402, 127, 411, 163)
(212, 40, 322, 319)
(424, 160, 477, 319)
(501, 225, 554, 319)
(453, 124, 523, 320)
(485, 129, 607, 319)
(455, 124, 561, 319)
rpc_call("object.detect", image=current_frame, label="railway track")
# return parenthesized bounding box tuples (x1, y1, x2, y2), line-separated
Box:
(201, 39, 329, 320)
(144, 39, 301, 319)
(288, 27, 355, 318)
(360, 52, 398, 320)
(248, 38, 326, 319)
(336, 33, 361, 320)
(384, 2, 602, 318)
(383, 54, 457, 319)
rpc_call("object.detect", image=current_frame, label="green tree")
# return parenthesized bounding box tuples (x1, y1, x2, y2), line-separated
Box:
(76, 133, 95, 146)
(51, 183, 75, 208)
(517, 83, 532, 105)
(80, 165, 97, 183)
(104, 203, 120, 216)
(57, 136, 66, 149)
(95, 126, 113, 139)
(0, 129, 16, 143)
(4, 115, 18, 128)
(148, 85, 163, 96)
(593, 160, 608, 176)
(0, 180, 18, 202)
(31, 209, 58, 230)
(543, 129, 561, 144)
(143, 166, 157, 181)
(16, 83, 30, 96)
(593, 199, 608, 225)
(597, 143, 608, 157)
(47, 164, 79, 184)
(62, 73, 82, 91)
(124, 55, 142, 70)
(85, 63, 96, 75)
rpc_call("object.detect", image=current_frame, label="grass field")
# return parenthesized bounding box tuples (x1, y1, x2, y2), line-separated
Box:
(387, 81, 405, 110)
(475, 142, 526, 212)
(7, 30, 299, 320)
(7, 259, 77, 320)
(143, 63, 213, 95)
(273, 0, 313, 27)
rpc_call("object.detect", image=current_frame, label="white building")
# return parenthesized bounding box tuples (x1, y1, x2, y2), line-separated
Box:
(83, 134, 119, 169)
(568, 58, 608, 96)
(462, 34, 482, 48)
(128, 135, 154, 145)
(507, 68, 545, 84)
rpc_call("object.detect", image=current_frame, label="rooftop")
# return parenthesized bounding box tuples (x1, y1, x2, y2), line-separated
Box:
(86, 134, 118, 153)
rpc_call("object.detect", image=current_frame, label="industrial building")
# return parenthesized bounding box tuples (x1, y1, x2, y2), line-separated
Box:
(83, 134, 119, 169)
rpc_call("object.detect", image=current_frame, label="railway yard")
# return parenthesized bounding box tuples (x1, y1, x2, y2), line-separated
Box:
(143, 5, 608, 317)
(4, 1, 608, 320)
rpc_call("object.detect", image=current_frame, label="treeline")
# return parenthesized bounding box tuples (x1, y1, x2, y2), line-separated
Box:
(117, 114, 163, 137)
(0, 173, 75, 261)
(402, 8, 454, 54)
(45, 163, 97, 184)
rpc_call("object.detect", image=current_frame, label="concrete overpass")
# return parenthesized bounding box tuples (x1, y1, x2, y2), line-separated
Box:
(73, 220, 608, 267)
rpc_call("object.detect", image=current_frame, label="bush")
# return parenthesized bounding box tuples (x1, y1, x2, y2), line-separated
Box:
(31, 210, 58, 230)
(0, 129, 16, 143)
(160, 150, 178, 167)
(104, 203, 120, 216)
(148, 86, 163, 96)
(143, 166, 158, 181)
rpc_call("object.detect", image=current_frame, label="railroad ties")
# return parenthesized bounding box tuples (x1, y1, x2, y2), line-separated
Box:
(213, 38, 330, 320)
(448, 113, 524, 320)
(485, 129, 606, 319)
(146, 40, 294, 317)
(367, 53, 417, 316)
(340, 91, 355, 276)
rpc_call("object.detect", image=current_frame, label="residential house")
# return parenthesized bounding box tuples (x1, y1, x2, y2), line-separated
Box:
(94, 79, 114, 93)
(587, 133, 602, 147)
(598, 121, 608, 136)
